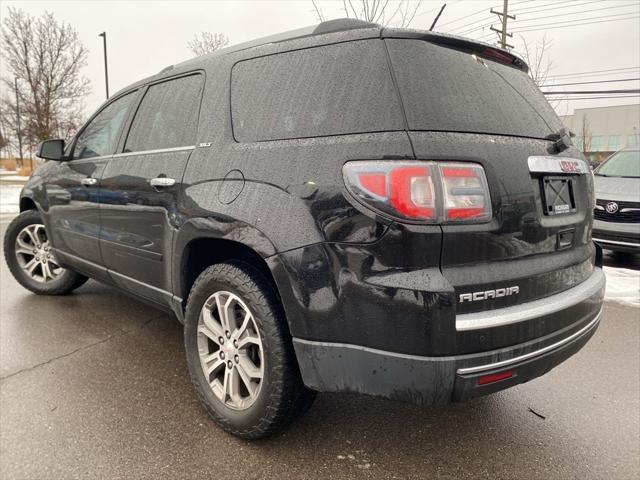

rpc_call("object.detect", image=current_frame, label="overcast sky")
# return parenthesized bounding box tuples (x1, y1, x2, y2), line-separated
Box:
(2, 0, 639, 117)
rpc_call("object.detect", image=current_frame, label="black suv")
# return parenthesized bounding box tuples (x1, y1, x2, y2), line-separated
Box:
(4, 20, 605, 439)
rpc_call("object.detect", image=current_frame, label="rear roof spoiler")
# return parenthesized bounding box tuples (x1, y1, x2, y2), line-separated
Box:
(381, 28, 529, 73)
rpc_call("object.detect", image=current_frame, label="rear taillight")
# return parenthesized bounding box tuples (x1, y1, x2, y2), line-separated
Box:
(343, 161, 491, 224)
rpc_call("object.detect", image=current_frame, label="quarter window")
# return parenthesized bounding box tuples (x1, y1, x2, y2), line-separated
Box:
(124, 74, 204, 152)
(231, 40, 404, 142)
(72, 92, 136, 159)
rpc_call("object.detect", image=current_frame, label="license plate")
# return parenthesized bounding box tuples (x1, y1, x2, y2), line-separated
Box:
(541, 176, 576, 215)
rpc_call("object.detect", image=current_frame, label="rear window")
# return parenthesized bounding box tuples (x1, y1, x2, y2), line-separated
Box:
(231, 40, 405, 142)
(124, 74, 203, 152)
(386, 39, 563, 139)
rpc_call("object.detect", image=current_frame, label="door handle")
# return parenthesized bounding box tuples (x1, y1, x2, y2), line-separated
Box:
(81, 178, 97, 186)
(149, 177, 176, 188)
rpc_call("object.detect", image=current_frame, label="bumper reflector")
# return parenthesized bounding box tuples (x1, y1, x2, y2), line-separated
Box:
(477, 370, 514, 386)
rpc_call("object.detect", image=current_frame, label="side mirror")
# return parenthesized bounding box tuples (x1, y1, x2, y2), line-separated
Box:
(36, 139, 66, 161)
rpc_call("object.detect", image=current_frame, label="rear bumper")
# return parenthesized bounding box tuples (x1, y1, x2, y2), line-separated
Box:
(293, 268, 605, 405)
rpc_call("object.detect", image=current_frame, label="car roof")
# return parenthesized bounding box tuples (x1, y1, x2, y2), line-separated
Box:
(110, 18, 527, 99)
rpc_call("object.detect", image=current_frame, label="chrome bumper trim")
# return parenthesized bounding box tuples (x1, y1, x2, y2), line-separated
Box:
(456, 268, 605, 332)
(593, 237, 640, 248)
(457, 307, 603, 375)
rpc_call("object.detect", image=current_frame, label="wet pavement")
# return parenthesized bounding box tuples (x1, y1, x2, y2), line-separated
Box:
(1, 214, 638, 480)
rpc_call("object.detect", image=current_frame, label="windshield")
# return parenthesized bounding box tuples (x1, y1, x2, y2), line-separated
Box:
(595, 150, 640, 178)
(386, 39, 563, 140)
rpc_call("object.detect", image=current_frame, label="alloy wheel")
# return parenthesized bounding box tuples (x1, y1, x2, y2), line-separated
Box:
(14, 224, 64, 283)
(197, 291, 264, 410)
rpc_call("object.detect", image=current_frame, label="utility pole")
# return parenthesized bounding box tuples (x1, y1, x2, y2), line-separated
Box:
(14, 77, 24, 163)
(490, 0, 515, 50)
(99, 32, 109, 99)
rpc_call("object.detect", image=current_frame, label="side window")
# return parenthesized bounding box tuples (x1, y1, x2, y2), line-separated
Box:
(124, 74, 203, 152)
(73, 92, 136, 159)
(231, 40, 405, 142)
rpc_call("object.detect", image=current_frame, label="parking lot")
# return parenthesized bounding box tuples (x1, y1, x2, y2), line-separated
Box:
(1, 214, 638, 480)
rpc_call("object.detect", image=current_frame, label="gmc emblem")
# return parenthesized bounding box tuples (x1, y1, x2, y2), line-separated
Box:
(560, 160, 580, 173)
(459, 286, 520, 303)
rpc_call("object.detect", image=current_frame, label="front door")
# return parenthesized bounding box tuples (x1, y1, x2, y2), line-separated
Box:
(99, 73, 204, 305)
(45, 91, 138, 281)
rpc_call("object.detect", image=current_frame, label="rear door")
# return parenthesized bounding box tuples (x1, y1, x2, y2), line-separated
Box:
(386, 38, 596, 352)
(45, 91, 138, 280)
(99, 73, 204, 305)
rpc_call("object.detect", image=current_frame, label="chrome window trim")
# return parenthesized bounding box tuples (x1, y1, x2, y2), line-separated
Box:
(456, 308, 602, 375)
(528, 156, 589, 174)
(456, 267, 605, 331)
(593, 238, 640, 247)
(112, 146, 195, 158)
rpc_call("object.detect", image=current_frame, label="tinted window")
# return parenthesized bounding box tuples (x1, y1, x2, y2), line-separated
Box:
(231, 40, 404, 142)
(124, 74, 203, 152)
(387, 39, 563, 140)
(73, 93, 135, 159)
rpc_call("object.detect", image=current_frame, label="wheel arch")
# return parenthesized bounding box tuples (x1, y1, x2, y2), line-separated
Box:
(19, 196, 37, 212)
(173, 218, 281, 308)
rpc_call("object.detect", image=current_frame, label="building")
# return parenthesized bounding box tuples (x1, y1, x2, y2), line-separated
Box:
(560, 103, 640, 164)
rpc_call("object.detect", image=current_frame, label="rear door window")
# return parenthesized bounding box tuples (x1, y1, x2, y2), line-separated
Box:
(386, 39, 563, 140)
(124, 74, 204, 152)
(231, 40, 405, 142)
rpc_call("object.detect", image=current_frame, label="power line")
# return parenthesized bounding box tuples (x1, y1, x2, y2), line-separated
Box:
(541, 78, 640, 87)
(456, 0, 602, 36)
(510, 0, 581, 13)
(510, 14, 639, 33)
(513, 3, 639, 25)
(438, 0, 532, 30)
(463, 2, 638, 38)
(436, 3, 493, 28)
(544, 95, 640, 100)
(472, 10, 639, 37)
(512, 0, 601, 16)
(446, 15, 496, 34)
(543, 89, 640, 95)
(546, 67, 640, 80)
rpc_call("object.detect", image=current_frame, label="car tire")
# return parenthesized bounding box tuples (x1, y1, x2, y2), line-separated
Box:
(184, 261, 315, 439)
(4, 209, 88, 295)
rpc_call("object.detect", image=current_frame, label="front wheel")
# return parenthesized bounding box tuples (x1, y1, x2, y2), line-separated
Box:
(184, 261, 315, 439)
(3, 209, 88, 295)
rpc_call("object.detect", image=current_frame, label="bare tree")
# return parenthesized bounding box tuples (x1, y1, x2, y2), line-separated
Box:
(519, 33, 553, 87)
(1, 7, 90, 156)
(580, 115, 592, 156)
(187, 32, 229, 57)
(311, 0, 422, 27)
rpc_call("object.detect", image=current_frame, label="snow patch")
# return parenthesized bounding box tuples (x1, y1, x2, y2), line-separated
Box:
(0, 184, 22, 214)
(603, 266, 639, 307)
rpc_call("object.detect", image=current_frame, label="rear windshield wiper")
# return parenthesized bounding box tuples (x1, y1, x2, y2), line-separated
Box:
(545, 127, 574, 153)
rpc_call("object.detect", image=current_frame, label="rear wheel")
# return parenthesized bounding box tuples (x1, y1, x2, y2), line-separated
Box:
(3, 210, 88, 295)
(184, 261, 315, 439)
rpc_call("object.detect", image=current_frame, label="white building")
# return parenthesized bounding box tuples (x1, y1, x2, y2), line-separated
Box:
(560, 103, 640, 163)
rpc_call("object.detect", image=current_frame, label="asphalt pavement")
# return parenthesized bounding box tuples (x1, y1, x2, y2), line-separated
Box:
(1, 214, 638, 480)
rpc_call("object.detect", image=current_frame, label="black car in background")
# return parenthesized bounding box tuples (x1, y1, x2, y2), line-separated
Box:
(4, 19, 605, 439)
(593, 147, 640, 255)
